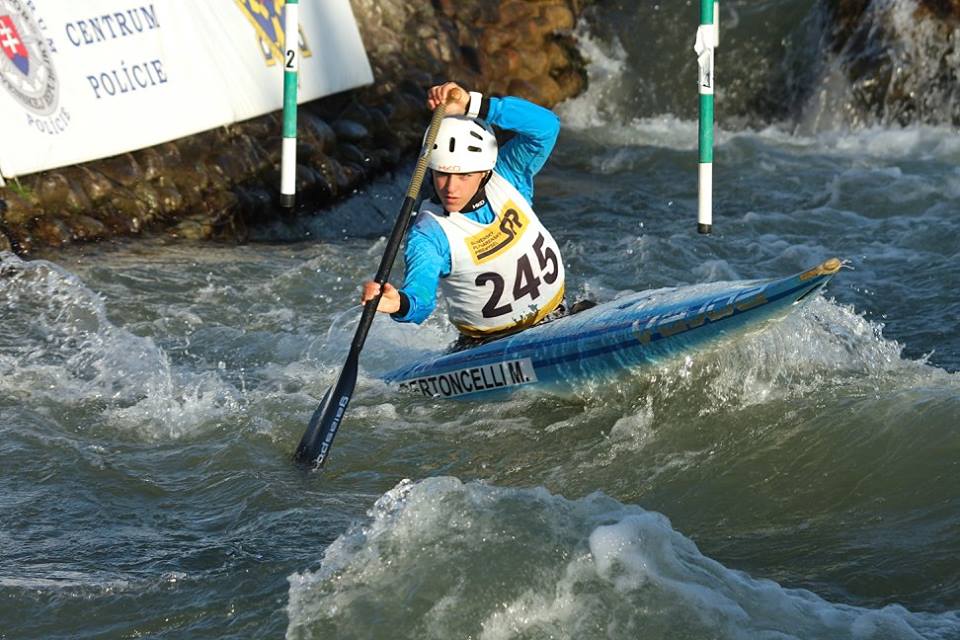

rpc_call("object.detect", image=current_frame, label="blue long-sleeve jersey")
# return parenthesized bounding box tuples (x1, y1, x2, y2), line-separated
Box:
(392, 96, 560, 324)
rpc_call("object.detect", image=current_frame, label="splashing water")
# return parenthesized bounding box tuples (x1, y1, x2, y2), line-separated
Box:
(4, 3, 960, 635)
(0, 252, 240, 438)
(288, 478, 960, 640)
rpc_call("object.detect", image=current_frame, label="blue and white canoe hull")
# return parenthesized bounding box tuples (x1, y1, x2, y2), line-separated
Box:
(383, 258, 842, 400)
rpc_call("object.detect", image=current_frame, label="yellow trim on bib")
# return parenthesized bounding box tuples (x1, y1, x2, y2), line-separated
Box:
(454, 285, 566, 338)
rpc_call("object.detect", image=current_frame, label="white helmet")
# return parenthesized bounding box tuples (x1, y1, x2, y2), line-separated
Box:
(426, 116, 498, 173)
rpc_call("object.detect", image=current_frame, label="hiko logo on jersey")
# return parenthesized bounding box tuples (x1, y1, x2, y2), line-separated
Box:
(465, 201, 529, 265)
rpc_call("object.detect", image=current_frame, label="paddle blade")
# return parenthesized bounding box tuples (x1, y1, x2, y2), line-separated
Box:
(294, 353, 359, 467)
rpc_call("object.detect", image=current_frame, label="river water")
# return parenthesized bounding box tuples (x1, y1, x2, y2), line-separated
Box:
(3, 4, 960, 639)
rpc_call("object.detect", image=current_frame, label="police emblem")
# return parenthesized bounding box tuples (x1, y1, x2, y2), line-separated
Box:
(0, 0, 58, 115)
(234, 0, 311, 66)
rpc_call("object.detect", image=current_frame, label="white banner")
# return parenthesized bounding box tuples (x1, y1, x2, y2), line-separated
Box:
(0, 0, 373, 178)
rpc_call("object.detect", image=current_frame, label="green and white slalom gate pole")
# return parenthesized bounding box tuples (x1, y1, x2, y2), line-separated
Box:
(280, 0, 299, 209)
(695, 0, 719, 234)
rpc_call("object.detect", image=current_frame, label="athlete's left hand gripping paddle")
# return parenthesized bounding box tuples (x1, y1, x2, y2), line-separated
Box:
(294, 88, 462, 467)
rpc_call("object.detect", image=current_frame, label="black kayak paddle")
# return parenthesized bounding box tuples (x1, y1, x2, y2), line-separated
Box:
(294, 89, 460, 467)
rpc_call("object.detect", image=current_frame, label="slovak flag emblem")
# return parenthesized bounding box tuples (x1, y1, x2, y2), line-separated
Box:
(0, 14, 29, 76)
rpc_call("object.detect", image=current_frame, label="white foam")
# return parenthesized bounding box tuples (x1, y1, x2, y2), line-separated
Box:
(286, 478, 960, 639)
(0, 253, 240, 438)
(554, 22, 629, 130)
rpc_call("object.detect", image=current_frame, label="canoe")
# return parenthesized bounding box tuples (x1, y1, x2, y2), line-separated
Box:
(383, 258, 842, 399)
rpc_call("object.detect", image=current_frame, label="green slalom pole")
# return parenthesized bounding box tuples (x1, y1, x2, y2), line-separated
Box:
(695, 0, 718, 234)
(280, 0, 299, 209)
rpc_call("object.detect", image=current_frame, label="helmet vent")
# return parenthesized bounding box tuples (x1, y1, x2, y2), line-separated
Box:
(426, 116, 498, 173)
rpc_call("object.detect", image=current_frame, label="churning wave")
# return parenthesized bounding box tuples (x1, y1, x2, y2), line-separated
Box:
(0, 252, 241, 438)
(287, 477, 960, 640)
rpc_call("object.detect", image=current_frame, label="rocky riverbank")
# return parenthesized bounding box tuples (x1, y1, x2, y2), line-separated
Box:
(0, 0, 586, 256)
(2, 0, 958, 257)
(815, 0, 960, 128)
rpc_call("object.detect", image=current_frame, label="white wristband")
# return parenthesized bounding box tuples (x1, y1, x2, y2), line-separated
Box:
(467, 91, 483, 118)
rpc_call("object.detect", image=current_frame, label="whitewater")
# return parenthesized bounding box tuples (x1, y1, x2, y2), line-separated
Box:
(2, 4, 959, 639)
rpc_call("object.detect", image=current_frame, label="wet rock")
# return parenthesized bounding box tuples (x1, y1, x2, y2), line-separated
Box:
(332, 119, 369, 143)
(372, 118, 402, 151)
(234, 134, 266, 174)
(92, 208, 140, 235)
(240, 118, 273, 139)
(544, 41, 569, 70)
(499, 1, 539, 24)
(424, 35, 455, 63)
(481, 28, 517, 53)
(202, 190, 239, 221)
(176, 134, 212, 162)
(379, 145, 403, 167)
(30, 171, 93, 215)
(301, 113, 337, 153)
(63, 179, 93, 214)
(259, 137, 284, 165)
(0, 227, 11, 253)
(338, 143, 368, 166)
(3, 0, 589, 252)
(515, 17, 551, 46)
(342, 103, 378, 129)
(823, 0, 960, 127)
(205, 162, 230, 191)
(1, 189, 42, 226)
(508, 75, 565, 107)
(554, 68, 585, 99)
(6, 227, 31, 255)
(212, 150, 250, 184)
(78, 167, 114, 203)
(295, 141, 323, 164)
(35, 172, 71, 210)
(133, 183, 162, 220)
(518, 48, 550, 79)
(917, 0, 960, 19)
(236, 187, 274, 221)
(32, 216, 73, 247)
(109, 191, 148, 229)
(98, 153, 143, 187)
(170, 160, 211, 201)
(338, 163, 364, 193)
(295, 164, 321, 193)
(392, 90, 426, 124)
(136, 148, 165, 181)
(306, 165, 336, 201)
(69, 215, 108, 241)
(156, 142, 182, 167)
(170, 216, 214, 240)
(487, 47, 523, 76)
(327, 157, 354, 194)
(312, 156, 340, 198)
(541, 5, 575, 32)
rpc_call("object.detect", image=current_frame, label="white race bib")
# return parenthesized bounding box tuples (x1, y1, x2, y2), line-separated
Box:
(422, 172, 565, 336)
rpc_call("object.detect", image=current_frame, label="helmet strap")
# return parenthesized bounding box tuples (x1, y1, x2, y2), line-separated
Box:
(459, 171, 493, 213)
(430, 170, 494, 215)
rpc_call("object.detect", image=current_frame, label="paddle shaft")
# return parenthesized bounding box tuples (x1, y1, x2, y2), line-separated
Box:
(294, 89, 459, 466)
(349, 92, 455, 351)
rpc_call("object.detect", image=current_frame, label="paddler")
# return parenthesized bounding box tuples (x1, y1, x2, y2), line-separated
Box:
(360, 81, 567, 348)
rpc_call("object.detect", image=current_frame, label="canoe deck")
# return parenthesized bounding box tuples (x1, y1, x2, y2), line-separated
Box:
(383, 258, 842, 399)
